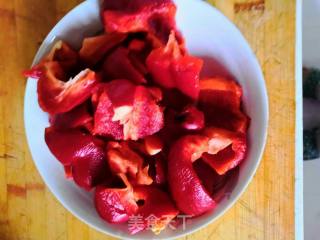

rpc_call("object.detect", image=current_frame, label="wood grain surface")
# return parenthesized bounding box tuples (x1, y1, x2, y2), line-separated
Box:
(0, 0, 296, 239)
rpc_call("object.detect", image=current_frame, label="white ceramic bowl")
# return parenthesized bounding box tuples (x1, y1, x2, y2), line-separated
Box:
(24, 0, 268, 239)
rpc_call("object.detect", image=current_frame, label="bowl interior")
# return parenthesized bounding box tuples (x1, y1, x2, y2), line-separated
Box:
(24, 0, 268, 239)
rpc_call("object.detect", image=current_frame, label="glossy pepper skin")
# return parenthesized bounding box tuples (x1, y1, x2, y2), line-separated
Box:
(180, 105, 205, 130)
(102, 0, 180, 44)
(168, 135, 216, 216)
(95, 186, 138, 223)
(202, 128, 247, 175)
(93, 80, 164, 141)
(106, 141, 153, 185)
(147, 32, 203, 100)
(23, 40, 99, 116)
(23, 40, 79, 79)
(198, 77, 249, 133)
(95, 175, 138, 224)
(49, 103, 92, 130)
(95, 182, 178, 233)
(193, 159, 228, 196)
(79, 33, 127, 67)
(45, 128, 107, 190)
(37, 62, 100, 115)
(93, 86, 126, 140)
(168, 127, 247, 216)
(129, 186, 179, 234)
(102, 47, 147, 84)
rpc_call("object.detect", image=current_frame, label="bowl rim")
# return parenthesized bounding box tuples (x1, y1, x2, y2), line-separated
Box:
(24, 0, 269, 239)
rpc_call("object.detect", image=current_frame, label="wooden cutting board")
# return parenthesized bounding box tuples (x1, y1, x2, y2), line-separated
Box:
(0, 0, 296, 239)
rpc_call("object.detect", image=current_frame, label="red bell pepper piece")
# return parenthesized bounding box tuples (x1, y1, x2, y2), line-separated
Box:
(164, 128, 246, 216)
(95, 175, 138, 223)
(23, 40, 78, 79)
(200, 77, 242, 109)
(106, 141, 153, 185)
(93, 89, 125, 140)
(125, 142, 167, 185)
(102, 47, 147, 84)
(144, 135, 163, 156)
(146, 32, 203, 99)
(158, 109, 186, 148)
(148, 87, 163, 102)
(198, 78, 249, 133)
(159, 106, 204, 148)
(102, 0, 178, 45)
(95, 186, 138, 223)
(93, 80, 164, 140)
(193, 159, 229, 196)
(128, 39, 146, 52)
(45, 128, 107, 190)
(202, 128, 247, 175)
(79, 33, 126, 66)
(180, 105, 205, 131)
(123, 86, 164, 140)
(129, 186, 179, 234)
(168, 135, 216, 216)
(49, 103, 92, 130)
(37, 62, 100, 114)
(128, 52, 149, 76)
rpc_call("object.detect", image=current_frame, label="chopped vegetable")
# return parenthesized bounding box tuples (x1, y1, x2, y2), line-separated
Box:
(24, 0, 249, 235)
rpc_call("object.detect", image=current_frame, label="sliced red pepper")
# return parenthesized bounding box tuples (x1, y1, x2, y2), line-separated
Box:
(128, 52, 149, 76)
(93, 80, 164, 140)
(106, 141, 153, 185)
(102, 47, 147, 84)
(146, 32, 203, 99)
(123, 86, 164, 140)
(105, 79, 136, 108)
(144, 135, 163, 156)
(134, 150, 166, 185)
(129, 186, 179, 234)
(168, 135, 216, 216)
(202, 128, 247, 175)
(23, 40, 78, 79)
(193, 159, 229, 196)
(199, 77, 242, 109)
(180, 105, 205, 131)
(95, 175, 138, 223)
(79, 33, 126, 66)
(148, 87, 163, 102)
(162, 89, 193, 111)
(126, 141, 149, 156)
(158, 109, 186, 148)
(146, 32, 168, 49)
(45, 128, 107, 190)
(102, 0, 178, 44)
(49, 103, 92, 130)
(93, 90, 124, 140)
(93, 80, 137, 140)
(198, 77, 249, 133)
(95, 186, 138, 223)
(128, 39, 146, 52)
(159, 106, 204, 148)
(127, 36, 162, 77)
(51, 41, 79, 72)
(37, 62, 100, 114)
